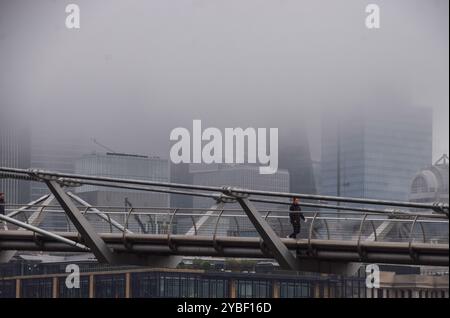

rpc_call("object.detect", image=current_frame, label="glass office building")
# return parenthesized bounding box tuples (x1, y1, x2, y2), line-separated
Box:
(191, 164, 289, 209)
(72, 153, 170, 233)
(0, 112, 30, 204)
(321, 105, 433, 202)
(75, 152, 170, 207)
(76, 153, 169, 193)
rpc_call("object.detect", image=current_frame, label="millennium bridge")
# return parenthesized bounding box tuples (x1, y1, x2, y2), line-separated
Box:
(0, 167, 448, 274)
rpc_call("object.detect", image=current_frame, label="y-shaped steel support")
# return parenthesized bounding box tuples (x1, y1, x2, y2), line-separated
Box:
(236, 197, 300, 270)
(45, 180, 117, 263)
(0, 195, 55, 263)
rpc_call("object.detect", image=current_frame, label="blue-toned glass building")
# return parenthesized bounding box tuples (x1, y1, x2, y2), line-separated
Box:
(320, 105, 433, 202)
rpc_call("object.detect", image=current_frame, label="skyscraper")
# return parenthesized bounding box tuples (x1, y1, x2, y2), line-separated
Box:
(29, 128, 85, 201)
(0, 110, 30, 204)
(170, 162, 193, 208)
(279, 125, 317, 195)
(320, 104, 433, 202)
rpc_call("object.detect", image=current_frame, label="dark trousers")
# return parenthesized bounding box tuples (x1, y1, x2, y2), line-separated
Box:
(289, 222, 301, 238)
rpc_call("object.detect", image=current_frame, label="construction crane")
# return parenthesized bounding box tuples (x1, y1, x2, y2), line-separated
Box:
(92, 138, 116, 153)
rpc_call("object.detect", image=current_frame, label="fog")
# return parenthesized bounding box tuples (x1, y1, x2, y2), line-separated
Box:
(0, 0, 448, 160)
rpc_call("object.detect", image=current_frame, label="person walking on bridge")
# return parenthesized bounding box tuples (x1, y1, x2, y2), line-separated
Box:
(0, 192, 5, 215)
(289, 197, 305, 239)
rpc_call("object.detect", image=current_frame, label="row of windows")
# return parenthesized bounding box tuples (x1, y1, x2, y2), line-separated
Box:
(0, 272, 367, 298)
(368, 288, 448, 298)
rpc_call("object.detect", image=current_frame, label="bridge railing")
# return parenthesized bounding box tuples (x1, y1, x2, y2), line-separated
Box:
(3, 205, 448, 245)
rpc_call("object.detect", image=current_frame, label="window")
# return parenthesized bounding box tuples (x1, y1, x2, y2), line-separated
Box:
(280, 281, 311, 298)
(411, 176, 428, 194)
(59, 276, 89, 298)
(21, 278, 53, 298)
(94, 274, 125, 298)
(0, 280, 16, 298)
(131, 272, 158, 298)
(236, 280, 272, 298)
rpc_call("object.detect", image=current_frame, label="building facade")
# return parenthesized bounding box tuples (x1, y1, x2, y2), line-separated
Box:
(320, 105, 433, 202)
(75, 152, 170, 207)
(409, 154, 449, 204)
(189, 164, 290, 237)
(0, 111, 30, 204)
(29, 129, 85, 201)
(170, 162, 193, 209)
(408, 154, 449, 245)
(72, 153, 170, 233)
(279, 126, 317, 195)
(0, 262, 447, 298)
(191, 164, 289, 209)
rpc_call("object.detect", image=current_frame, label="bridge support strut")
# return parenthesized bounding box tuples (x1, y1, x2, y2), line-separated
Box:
(236, 197, 300, 270)
(45, 180, 117, 264)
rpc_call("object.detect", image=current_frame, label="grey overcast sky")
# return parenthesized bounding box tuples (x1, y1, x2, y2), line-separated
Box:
(0, 0, 448, 161)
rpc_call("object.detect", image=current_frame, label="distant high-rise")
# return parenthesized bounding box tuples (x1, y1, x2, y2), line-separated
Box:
(279, 126, 317, 195)
(192, 164, 289, 208)
(75, 152, 170, 208)
(74, 153, 170, 234)
(170, 162, 193, 208)
(320, 104, 433, 202)
(0, 111, 30, 204)
(29, 128, 85, 201)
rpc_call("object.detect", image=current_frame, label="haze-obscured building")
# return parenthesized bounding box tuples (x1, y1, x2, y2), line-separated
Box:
(191, 164, 290, 237)
(73, 152, 170, 234)
(170, 162, 193, 209)
(75, 152, 170, 207)
(279, 127, 317, 195)
(320, 105, 433, 202)
(0, 111, 30, 204)
(29, 129, 85, 201)
(409, 154, 449, 204)
(191, 164, 289, 208)
(408, 154, 449, 245)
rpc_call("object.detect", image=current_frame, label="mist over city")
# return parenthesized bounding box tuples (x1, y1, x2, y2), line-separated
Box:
(0, 0, 448, 301)
(0, 0, 448, 160)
